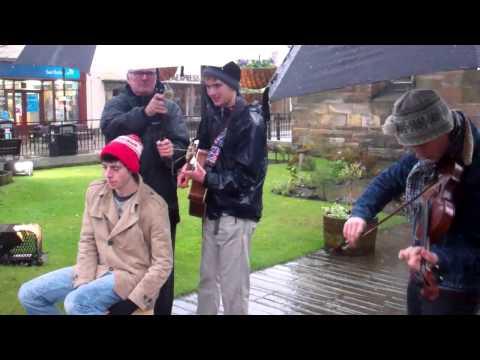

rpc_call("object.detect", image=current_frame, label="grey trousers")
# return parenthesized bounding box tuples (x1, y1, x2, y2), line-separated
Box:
(197, 215, 256, 315)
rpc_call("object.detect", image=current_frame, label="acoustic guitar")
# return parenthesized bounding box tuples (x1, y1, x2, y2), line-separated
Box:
(186, 140, 208, 217)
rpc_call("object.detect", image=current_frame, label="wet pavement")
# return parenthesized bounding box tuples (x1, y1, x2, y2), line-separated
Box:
(172, 223, 412, 315)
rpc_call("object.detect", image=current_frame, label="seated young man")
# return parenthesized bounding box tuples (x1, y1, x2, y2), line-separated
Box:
(18, 134, 173, 315)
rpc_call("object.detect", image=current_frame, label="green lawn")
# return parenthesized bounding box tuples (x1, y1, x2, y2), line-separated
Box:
(0, 159, 405, 314)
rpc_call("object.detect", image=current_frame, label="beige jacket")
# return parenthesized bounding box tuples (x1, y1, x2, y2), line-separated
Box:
(73, 178, 173, 311)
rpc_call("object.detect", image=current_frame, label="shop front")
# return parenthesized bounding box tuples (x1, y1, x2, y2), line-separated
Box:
(0, 63, 86, 127)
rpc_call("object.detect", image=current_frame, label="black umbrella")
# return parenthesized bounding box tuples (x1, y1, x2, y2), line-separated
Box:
(15, 45, 97, 121)
(15, 45, 97, 73)
(269, 45, 480, 101)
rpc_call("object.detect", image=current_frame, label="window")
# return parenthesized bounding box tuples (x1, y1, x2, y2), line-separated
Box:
(0, 90, 6, 116)
(43, 90, 54, 122)
(65, 89, 79, 121)
(42, 81, 53, 90)
(26, 80, 42, 91)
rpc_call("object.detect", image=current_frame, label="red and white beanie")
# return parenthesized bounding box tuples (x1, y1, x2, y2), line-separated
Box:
(100, 134, 143, 173)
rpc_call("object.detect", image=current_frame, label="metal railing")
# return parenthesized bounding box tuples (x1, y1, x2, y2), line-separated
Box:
(186, 113, 293, 142)
(185, 115, 200, 140)
(12, 120, 105, 158)
(11, 113, 291, 158)
(268, 113, 292, 141)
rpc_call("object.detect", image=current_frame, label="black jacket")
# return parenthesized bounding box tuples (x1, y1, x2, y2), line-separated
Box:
(100, 85, 189, 223)
(198, 97, 267, 222)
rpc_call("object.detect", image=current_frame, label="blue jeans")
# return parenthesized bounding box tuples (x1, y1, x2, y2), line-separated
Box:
(18, 266, 122, 315)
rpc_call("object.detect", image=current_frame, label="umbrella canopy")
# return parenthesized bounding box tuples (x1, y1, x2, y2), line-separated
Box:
(91, 45, 289, 78)
(269, 45, 480, 101)
(14, 45, 290, 79)
(15, 45, 96, 73)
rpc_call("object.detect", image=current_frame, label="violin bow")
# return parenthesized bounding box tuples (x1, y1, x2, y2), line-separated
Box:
(335, 180, 442, 252)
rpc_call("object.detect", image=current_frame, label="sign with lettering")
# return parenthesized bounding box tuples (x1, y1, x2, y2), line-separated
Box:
(27, 94, 39, 112)
(0, 63, 80, 80)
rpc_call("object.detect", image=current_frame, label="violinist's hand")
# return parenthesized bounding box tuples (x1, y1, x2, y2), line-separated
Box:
(342, 217, 367, 248)
(177, 164, 190, 188)
(398, 246, 439, 272)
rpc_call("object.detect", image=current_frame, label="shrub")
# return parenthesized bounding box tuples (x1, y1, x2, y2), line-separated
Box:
(330, 160, 348, 180)
(300, 156, 316, 171)
(322, 203, 350, 220)
(237, 58, 275, 68)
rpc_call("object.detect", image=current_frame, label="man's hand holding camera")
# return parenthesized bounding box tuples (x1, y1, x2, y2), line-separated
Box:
(145, 93, 168, 117)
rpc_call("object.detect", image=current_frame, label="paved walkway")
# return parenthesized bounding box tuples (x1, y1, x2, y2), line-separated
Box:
(172, 223, 411, 315)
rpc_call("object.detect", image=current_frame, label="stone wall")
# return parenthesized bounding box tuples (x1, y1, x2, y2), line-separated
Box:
(415, 69, 480, 127)
(291, 69, 480, 160)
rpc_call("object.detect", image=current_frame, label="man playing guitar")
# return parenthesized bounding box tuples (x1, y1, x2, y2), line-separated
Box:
(178, 61, 267, 315)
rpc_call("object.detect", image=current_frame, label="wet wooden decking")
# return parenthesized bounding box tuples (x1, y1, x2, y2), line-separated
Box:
(172, 223, 411, 315)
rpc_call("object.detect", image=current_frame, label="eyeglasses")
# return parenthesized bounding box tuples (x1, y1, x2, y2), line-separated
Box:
(129, 70, 156, 78)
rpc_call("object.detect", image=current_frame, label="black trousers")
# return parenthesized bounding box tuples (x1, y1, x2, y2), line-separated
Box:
(407, 278, 480, 315)
(153, 212, 177, 315)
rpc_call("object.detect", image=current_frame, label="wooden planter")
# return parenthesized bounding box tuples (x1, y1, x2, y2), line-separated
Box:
(323, 215, 378, 256)
(240, 68, 276, 89)
(0, 170, 12, 186)
(158, 67, 178, 81)
(242, 92, 263, 104)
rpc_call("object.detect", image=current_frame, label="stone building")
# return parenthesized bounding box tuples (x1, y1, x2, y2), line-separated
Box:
(291, 69, 480, 160)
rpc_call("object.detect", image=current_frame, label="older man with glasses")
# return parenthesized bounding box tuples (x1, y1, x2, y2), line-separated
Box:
(101, 68, 189, 315)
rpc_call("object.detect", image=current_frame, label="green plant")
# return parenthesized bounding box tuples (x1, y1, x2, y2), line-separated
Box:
(300, 155, 316, 171)
(330, 160, 348, 179)
(289, 154, 316, 172)
(237, 58, 275, 69)
(338, 162, 366, 205)
(271, 181, 290, 196)
(277, 144, 287, 162)
(322, 203, 350, 220)
(286, 165, 300, 190)
(338, 162, 366, 181)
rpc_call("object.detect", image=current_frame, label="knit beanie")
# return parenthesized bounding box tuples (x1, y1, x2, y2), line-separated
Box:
(203, 61, 241, 91)
(382, 89, 454, 146)
(100, 134, 143, 173)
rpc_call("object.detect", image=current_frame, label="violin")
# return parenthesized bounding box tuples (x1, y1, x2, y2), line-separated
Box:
(414, 159, 463, 301)
(337, 158, 464, 301)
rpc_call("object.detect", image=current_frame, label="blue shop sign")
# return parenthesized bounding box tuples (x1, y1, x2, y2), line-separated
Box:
(0, 63, 80, 80)
(27, 94, 39, 112)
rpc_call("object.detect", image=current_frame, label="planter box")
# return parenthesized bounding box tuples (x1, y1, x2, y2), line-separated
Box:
(158, 67, 178, 81)
(323, 215, 378, 256)
(240, 68, 276, 89)
(0, 170, 13, 186)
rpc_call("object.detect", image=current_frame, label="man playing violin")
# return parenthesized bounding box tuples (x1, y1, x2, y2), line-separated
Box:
(343, 89, 480, 315)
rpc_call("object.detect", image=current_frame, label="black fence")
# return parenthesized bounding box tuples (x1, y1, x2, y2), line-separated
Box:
(12, 120, 104, 158)
(186, 114, 293, 141)
(268, 113, 292, 141)
(10, 113, 291, 158)
(185, 116, 200, 140)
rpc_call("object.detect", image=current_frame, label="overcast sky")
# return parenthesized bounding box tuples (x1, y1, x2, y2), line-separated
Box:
(90, 45, 290, 79)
